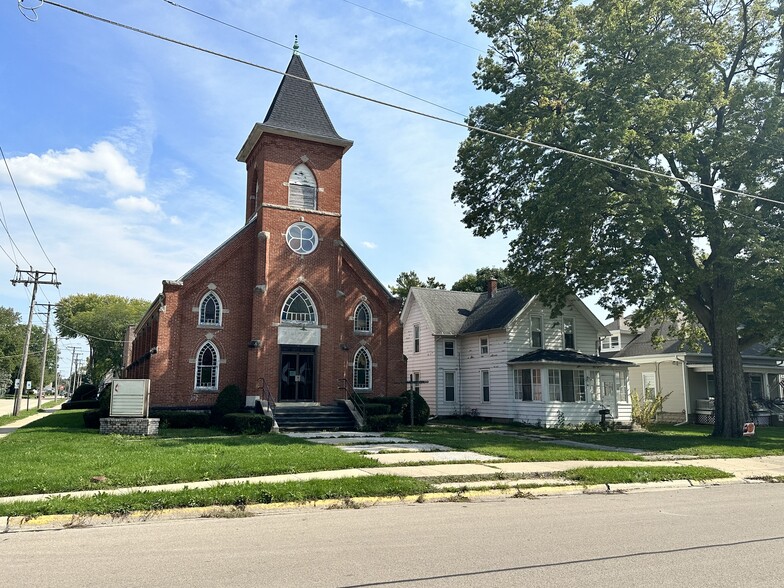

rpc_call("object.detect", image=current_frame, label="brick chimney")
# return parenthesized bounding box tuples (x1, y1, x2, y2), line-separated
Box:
(488, 278, 497, 298)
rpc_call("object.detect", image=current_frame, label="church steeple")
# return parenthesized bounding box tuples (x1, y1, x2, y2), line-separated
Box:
(237, 53, 353, 163)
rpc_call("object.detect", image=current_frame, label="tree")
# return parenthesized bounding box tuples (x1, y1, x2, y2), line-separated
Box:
(454, 0, 784, 437)
(389, 271, 445, 302)
(55, 294, 150, 383)
(452, 266, 512, 292)
(0, 306, 55, 394)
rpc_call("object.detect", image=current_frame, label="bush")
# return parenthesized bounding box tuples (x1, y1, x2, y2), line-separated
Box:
(210, 384, 245, 424)
(61, 399, 101, 410)
(400, 391, 430, 426)
(366, 414, 403, 432)
(631, 390, 673, 430)
(151, 410, 211, 429)
(371, 396, 406, 414)
(363, 403, 391, 417)
(222, 413, 274, 434)
(83, 409, 101, 429)
(98, 385, 112, 418)
(72, 383, 99, 402)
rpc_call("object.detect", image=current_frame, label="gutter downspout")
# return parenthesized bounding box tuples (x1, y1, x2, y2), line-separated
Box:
(674, 355, 689, 426)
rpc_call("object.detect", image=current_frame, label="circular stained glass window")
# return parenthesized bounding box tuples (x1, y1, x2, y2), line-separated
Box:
(286, 222, 318, 254)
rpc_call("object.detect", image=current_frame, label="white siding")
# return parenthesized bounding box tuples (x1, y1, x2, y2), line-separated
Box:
(401, 301, 438, 413)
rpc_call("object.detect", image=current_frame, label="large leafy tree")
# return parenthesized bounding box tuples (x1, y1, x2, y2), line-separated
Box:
(389, 271, 445, 302)
(452, 266, 512, 292)
(55, 294, 150, 383)
(454, 0, 784, 437)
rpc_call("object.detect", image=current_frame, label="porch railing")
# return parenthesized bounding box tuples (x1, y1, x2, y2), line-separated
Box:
(256, 378, 276, 419)
(339, 378, 366, 421)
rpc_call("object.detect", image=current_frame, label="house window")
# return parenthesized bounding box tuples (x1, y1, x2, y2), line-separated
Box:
(642, 372, 657, 400)
(531, 315, 543, 348)
(285, 222, 318, 255)
(706, 374, 715, 398)
(615, 371, 628, 402)
(413, 324, 420, 353)
(480, 338, 488, 355)
(199, 291, 222, 326)
(563, 318, 575, 350)
(354, 302, 372, 333)
(601, 335, 620, 351)
(515, 368, 542, 401)
(281, 287, 317, 323)
(548, 369, 562, 401)
(560, 370, 586, 402)
(588, 371, 599, 401)
(412, 371, 421, 394)
(444, 340, 455, 356)
(353, 347, 371, 390)
(749, 374, 764, 400)
(195, 342, 219, 390)
(288, 163, 317, 210)
(445, 371, 455, 402)
(481, 370, 490, 402)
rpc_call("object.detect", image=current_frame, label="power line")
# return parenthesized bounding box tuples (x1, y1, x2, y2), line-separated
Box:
(38, 0, 784, 213)
(160, 0, 467, 119)
(0, 145, 56, 268)
(58, 321, 126, 343)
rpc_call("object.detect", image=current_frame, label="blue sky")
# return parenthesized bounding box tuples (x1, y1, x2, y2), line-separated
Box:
(1, 1, 603, 374)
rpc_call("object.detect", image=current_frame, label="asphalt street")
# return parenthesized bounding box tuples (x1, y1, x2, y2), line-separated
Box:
(1, 483, 782, 587)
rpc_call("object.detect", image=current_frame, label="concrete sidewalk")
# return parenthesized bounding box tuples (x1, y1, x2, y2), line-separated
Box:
(0, 406, 59, 438)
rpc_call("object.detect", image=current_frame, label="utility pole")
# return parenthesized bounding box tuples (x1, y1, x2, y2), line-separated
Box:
(36, 303, 55, 409)
(67, 347, 78, 396)
(53, 336, 59, 401)
(10, 268, 60, 416)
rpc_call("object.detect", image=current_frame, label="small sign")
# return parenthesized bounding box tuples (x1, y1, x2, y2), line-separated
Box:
(26, 381, 31, 390)
(110, 379, 150, 418)
(742, 422, 756, 437)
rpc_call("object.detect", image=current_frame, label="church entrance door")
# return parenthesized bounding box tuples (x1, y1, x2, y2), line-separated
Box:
(279, 347, 316, 401)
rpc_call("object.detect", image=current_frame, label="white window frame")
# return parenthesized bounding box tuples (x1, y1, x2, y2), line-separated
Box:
(615, 371, 629, 402)
(288, 163, 317, 210)
(195, 341, 219, 390)
(281, 287, 318, 324)
(530, 315, 543, 348)
(444, 340, 455, 357)
(481, 370, 490, 402)
(353, 301, 372, 334)
(198, 291, 222, 326)
(480, 337, 488, 355)
(413, 324, 420, 353)
(353, 347, 371, 390)
(642, 372, 657, 400)
(444, 371, 455, 402)
(412, 371, 421, 394)
(285, 222, 318, 255)
(563, 317, 575, 350)
(548, 369, 562, 401)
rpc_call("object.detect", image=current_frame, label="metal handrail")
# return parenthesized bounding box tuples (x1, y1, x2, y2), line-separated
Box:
(339, 378, 366, 421)
(256, 378, 276, 418)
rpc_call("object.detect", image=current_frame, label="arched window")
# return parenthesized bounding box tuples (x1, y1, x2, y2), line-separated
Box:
(199, 292, 222, 326)
(195, 341, 219, 389)
(281, 287, 318, 324)
(353, 347, 371, 390)
(288, 163, 317, 210)
(354, 302, 372, 333)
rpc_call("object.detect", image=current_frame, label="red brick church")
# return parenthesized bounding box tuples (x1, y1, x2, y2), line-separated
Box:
(124, 53, 405, 409)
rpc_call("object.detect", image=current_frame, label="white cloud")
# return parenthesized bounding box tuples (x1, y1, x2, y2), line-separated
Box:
(114, 196, 161, 214)
(362, 241, 377, 249)
(4, 142, 145, 193)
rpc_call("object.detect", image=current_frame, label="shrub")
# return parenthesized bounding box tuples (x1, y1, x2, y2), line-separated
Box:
(151, 410, 211, 429)
(222, 413, 274, 434)
(98, 385, 112, 418)
(631, 390, 673, 430)
(371, 396, 406, 414)
(61, 399, 101, 410)
(366, 414, 403, 432)
(72, 383, 98, 402)
(400, 391, 430, 426)
(211, 384, 245, 424)
(363, 403, 391, 417)
(83, 409, 101, 429)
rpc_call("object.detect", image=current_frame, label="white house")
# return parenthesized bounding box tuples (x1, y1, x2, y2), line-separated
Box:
(401, 282, 634, 427)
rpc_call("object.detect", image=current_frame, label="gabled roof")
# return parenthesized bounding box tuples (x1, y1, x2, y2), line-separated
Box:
(237, 54, 352, 161)
(460, 287, 532, 334)
(604, 316, 632, 334)
(509, 349, 634, 367)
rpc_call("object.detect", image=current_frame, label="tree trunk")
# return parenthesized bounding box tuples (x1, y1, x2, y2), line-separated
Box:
(707, 277, 750, 438)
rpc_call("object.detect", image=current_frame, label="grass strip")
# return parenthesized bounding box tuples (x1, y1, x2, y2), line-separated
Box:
(562, 465, 732, 485)
(395, 427, 642, 462)
(0, 399, 62, 427)
(0, 476, 433, 518)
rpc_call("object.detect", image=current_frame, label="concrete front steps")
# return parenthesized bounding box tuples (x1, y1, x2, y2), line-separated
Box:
(273, 402, 357, 432)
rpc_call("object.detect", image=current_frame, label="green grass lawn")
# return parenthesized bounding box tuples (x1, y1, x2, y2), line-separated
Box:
(0, 411, 380, 497)
(394, 427, 643, 461)
(562, 465, 732, 485)
(0, 399, 63, 427)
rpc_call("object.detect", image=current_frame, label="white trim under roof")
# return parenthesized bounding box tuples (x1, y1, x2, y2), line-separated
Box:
(688, 363, 784, 374)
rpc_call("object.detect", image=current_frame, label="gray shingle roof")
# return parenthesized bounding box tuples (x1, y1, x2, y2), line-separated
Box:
(410, 286, 531, 336)
(262, 54, 351, 146)
(509, 349, 634, 367)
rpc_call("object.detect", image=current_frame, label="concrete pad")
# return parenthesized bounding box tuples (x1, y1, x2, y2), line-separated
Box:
(366, 451, 504, 465)
(339, 443, 452, 453)
(284, 431, 381, 439)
